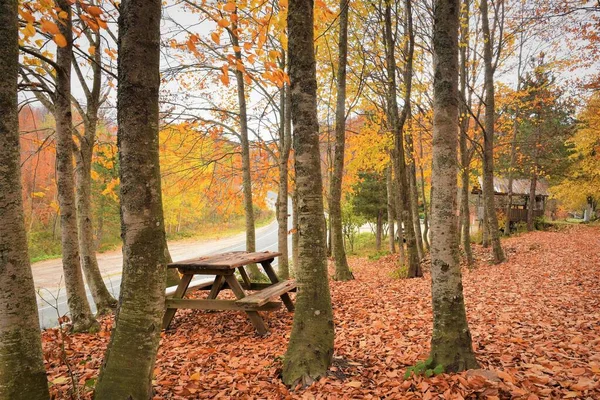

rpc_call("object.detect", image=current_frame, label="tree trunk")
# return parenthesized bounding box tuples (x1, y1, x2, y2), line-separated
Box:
(406, 122, 424, 259)
(418, 131, 430, 251)
(55, 0, 98, 332)
(292, 186, 299, 274)
(384, 0, 421, 277)
(282, 0, 334, 385)
(277, 75, 292, 279)
(386, 167, 396, 253)
(331, 0, 353, 281)
(459, 0, 474, 265)
(0, 3, 50, 397)
(480, 0, 505, 263)
(94, 0, 168, 397)
(429, 0, 479, 372)
(229, 18, 261, 279)
(375, 211, 383, 250)
(527, 173, 538, 231)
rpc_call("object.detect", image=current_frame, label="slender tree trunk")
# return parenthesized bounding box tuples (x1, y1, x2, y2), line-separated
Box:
(384, 0, 421, 277)
(459, 0, 474, 265)
(418, 131, 430, 251)
(406, 119, 424, 259)
(331, 0, 353, 281)
(292, 186, 299, 274)
(480, 0, 505, 263)
(0, 3, 50, 397)
(376, 210, 382, 251)
(429, 0, 479, 372)
(55, 0, 97, 332)
(386, 167, 396, 253)
(230, 14, 261, 279)
(277, 76, 292, 279)
(481, 192, 489, 246)
(527, 173, 538, 231)
(94, 0, 168, 396)
(282, 0, 334, 385)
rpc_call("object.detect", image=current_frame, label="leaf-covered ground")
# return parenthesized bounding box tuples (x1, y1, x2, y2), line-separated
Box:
(43, 225, 600, 399)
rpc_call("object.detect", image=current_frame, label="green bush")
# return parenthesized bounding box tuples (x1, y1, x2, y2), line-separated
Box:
(28, 231, 62, 263)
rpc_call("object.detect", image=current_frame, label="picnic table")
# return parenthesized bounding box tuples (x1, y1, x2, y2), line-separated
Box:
(162, 251, 296, 335)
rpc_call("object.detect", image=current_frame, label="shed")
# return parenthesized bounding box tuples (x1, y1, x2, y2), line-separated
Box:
(471, 177, 549, 223)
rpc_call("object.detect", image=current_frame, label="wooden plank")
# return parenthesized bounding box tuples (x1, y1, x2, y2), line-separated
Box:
(165, 298, 282, 311)
(238, 265, 252, 288)
(224, 274, 268, 335)
(261, 261, 295, 311)
(175, 267, 235, 276)
(207, 275, 224, 300)
(165, 278, 212, 297)
(162, 274, 193, 329)
(168, 251, 282, 271)
(236, 280, 297, 307)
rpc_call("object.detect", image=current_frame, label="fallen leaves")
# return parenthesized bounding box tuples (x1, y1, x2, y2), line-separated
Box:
(42, 225, 600, 398)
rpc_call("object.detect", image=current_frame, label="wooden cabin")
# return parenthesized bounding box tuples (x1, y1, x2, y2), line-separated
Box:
(471, 177, 549, 223)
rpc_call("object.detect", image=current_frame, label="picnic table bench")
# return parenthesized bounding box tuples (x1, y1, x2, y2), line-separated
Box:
(162, 251, 295, 335)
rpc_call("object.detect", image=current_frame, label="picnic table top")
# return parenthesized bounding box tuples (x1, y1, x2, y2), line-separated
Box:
(168, 251, 282, 271)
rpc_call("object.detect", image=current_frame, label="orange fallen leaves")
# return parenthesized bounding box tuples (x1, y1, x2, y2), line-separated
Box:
(42, 225, 600, 398)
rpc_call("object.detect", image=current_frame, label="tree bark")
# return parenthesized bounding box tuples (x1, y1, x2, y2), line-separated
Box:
(94, 0, 168, 397)
(386, 167, 396, 253)
(384, 0, 421, 277)
(73, 31, 118, 314)
(0, 2, 50, 397)
(406, 119, 424, 259)
(459, 0, 474, 265)
(429, 0, 479, 372)
(376, 210, 383, 251)
(480, 0, 505, 263)
(418, 130, 430, 251)
(277, 75, 292, 279)
(230, 15, 262, 279)
(292, 186, 299, 274)
(55, 0, 98, 332)
(282, 0, 334, 385)
(331, 0, 353, 281)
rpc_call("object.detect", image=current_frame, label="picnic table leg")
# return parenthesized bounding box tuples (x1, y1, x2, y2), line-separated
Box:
(162, 273, 193, 329)
(224, 274, 268, 335)
(237, 266, 252, 289)
(261, 261, 295, 312)
(207, 275, 224, 300)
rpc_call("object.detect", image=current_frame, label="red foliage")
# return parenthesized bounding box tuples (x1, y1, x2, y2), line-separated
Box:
(42, 225, 600, 399)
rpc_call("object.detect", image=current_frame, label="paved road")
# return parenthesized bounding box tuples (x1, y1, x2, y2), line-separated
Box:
(34, 217, 291, 329)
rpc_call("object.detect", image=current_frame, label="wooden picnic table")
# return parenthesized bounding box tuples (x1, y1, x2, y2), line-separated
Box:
(162, 251, 296, 335)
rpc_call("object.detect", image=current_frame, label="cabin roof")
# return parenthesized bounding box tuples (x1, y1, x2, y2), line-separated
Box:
(474, 176, 549, 196)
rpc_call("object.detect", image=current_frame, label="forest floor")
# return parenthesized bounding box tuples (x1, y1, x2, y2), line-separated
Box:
(43, 225, 600, 399)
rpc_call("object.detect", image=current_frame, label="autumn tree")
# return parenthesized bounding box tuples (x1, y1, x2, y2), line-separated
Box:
(479, 0, 505, 263)
(0, 1, 50, 397)
(428, 0, 479, 372)
(282, 0, 334, 385)
(330, 0, 354, 280)
(94, 0, 168, 396)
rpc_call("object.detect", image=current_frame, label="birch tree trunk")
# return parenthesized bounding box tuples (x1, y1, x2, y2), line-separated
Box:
(94, 0, 168, 396)
(480, 0, 505, 263)
(0, 3, 50, 397)
(429, 0, 479, 372)
(331, 0, 353, 281)
(282, 0, 334, 385)
(55, 0, 98, 332)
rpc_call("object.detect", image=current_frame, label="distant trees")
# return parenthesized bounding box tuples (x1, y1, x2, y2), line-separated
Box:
(0, 2, 49, 397)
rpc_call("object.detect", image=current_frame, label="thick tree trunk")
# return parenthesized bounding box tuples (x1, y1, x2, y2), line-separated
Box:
(459, 0, 474, 265)
(0, 3, 50, 397)
(94, 0, 168, 397)
(331, 0, 353, 281)
(386, 167, 396, 253)
(527, 170, 538, 231)
(384, 0, 421, 277)
(55, 0, 98, 332)
(480, 0, 505, 263)
(277, 78, 292, 279)
(230, 21, 261, 279)
(282, 0, 334, 385)
(429, 0, 479, 372)
(292, 186, 299, 274)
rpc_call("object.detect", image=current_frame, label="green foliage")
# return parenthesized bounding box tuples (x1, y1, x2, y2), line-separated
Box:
(28, 231, 62, 263)
(351, 171, 387, 223)
(341, 201, 365, 253)
(404, 358, 444, 379)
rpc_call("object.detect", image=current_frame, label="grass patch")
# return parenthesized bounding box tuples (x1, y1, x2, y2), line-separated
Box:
(347, 232, 390, 259)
